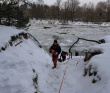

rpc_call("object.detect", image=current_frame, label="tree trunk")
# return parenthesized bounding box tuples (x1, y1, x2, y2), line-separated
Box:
(58, 8, 60, 20)
(0, 16, 1, 25)
(7, 14, 11, 26)
(0, 6, 1, 25)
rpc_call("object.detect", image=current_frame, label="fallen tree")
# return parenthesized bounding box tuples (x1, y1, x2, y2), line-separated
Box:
(69, 38, 101, 58)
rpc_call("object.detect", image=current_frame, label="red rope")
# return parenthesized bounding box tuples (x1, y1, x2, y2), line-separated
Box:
(59, 60, 69, 93)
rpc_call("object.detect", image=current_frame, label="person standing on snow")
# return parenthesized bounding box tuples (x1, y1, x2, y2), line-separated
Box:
(49, 40, 61, 69)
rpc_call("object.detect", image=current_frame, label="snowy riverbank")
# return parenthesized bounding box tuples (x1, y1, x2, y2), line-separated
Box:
(0, 25, 51, 93)
(0, 25, 110, 93)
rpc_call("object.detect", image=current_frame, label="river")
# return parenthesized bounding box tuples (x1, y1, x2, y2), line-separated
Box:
(28, 21, 110, 55)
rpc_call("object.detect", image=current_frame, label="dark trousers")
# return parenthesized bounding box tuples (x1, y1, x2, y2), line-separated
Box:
(62, 56, 66, 61)
(52, 55, 58, 67)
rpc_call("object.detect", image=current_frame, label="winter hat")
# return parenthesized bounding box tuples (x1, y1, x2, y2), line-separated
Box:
(54, 39, 58, 43)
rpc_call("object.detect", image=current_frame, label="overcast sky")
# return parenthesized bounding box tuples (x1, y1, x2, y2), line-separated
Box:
(43, 0, 107, 5)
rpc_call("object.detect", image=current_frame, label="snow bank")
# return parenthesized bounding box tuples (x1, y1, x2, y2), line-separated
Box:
(103, 35, 110, 43)
(59, 35, 110, 93)
(0, 25, 24, 47)
(84, 35, 110, 92)
(100, 23, 110, 27)
(29, 19, 110, 27)
(0, 26, 51, 93)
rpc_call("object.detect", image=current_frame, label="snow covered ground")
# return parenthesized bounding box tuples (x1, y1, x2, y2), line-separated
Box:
(0, 23, 110, 93)
(0, 25, 51, 93)
(0, 26, 24, 47)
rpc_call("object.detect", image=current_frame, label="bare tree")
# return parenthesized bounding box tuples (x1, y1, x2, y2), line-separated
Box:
(95, 1, 107, 22)
(56, 0, 62, 20)
(83, 2, 95, 22)
(75, 6, 83, 21)
(106, 0, 110, 21)
(0, 3, 2, 25)
(69, 0, 79, 21)
(61, 1, 69, 21)
(82, 3, 87, 21)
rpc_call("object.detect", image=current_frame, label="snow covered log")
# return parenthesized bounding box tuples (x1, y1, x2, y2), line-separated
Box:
(0, 31, 42, 53)
(84, 49, 102, 62)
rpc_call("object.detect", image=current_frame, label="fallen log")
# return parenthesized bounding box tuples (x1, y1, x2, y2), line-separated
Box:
(69, 38, 101, 58)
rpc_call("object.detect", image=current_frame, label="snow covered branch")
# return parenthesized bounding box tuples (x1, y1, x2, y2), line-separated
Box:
(69, 38, 101, 58)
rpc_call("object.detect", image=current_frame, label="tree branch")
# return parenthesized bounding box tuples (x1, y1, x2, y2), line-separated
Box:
(69, 38, 101, 58)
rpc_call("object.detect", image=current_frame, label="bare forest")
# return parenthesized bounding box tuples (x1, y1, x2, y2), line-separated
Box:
(0, 0, 110, 27)
(21, 0, 110, 22)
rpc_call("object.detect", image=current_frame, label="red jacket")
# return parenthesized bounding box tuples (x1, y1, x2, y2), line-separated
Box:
(49, 44, 61, 56)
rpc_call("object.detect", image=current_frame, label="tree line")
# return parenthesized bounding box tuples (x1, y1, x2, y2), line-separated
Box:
(0, 0, 110, 28)
(24, 0, 110, 22)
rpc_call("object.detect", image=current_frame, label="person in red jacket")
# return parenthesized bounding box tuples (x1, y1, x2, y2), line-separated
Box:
(58, 51, 68, 62)
(61, 51, 68, 61)
(49, 40, 61, 69)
